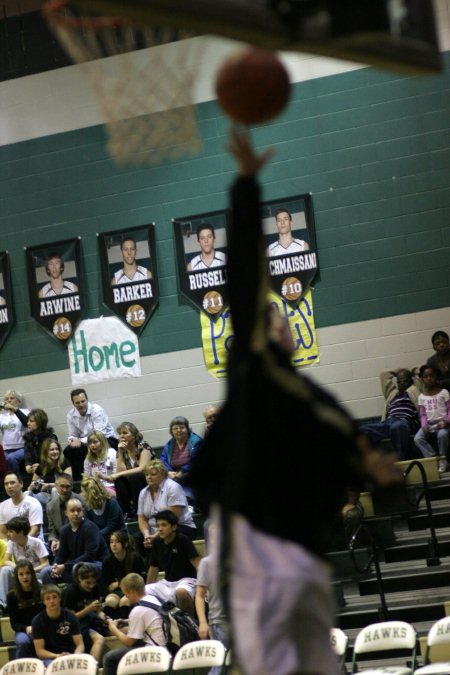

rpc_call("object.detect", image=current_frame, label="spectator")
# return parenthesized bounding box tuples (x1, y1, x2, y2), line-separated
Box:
(103, 531, 146, 611)
(32, 584, 84, 665)
(21, 409, 57, 477)
(110, 422, 154, 518)
(138, 460, 197, 548)
(203, 405, 220, 433)
(7, 559, 44, 657)
(81, 475, 126, 544)
(0, 390, 29, 475)
(160, 416, 202, 485)
(414, 365, 450, 473)
(0, 444, 7, 491)
(427, 330, 450, 392)
(30, 438, 71, 507)
(103, 573, 165, 675)
(195, 540, 230, 675)
(0, 473, 44, 542)
(0, 516, 49, 610)
(360, 369, 420, 460)
(62, 562, 108, 662)
(145, 510, 201, 616)
(46, 473, 85, 555)
(83, 430, 117, 495)
(65, 389, 118, 481)
(40, 498, 107, 584)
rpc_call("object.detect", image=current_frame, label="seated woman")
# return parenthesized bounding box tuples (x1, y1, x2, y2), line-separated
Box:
(20, 409, 57, 477)
(137, 459, 197, 548)
(109, 421, 155, 518)
(83, 430, 117, 495)
(6, 559, 44, 658)
(61, 562, 108, 662)
(30, 438, 71, 506)
(160, 416, 202, 488)
(103, 531, 146, 612)
(81, 475, 127, 544)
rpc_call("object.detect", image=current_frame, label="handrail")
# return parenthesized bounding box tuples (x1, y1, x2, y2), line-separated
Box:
(403, 459, 441, 566)
(349, 523, 389, 621)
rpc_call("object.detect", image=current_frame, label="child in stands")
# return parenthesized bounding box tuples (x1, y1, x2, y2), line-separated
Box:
(61, 562, 109, 662)
(414, 365, 450, 473)
(7, 559, 44, 657)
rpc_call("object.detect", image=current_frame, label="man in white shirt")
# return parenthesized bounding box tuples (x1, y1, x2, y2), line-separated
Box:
(111, 238, 152, 285)
(64, 388, 118, 480)
(187, 224, 226, 271)
(0, 473, 44, 542)
(103, 573, 166, 675)
(266, 208, 309, 257)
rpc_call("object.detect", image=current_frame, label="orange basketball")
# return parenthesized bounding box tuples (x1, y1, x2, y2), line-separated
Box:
(215, 49, 290, 125)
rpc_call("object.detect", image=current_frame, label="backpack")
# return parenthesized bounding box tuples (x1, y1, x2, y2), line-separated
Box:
(139, 599, 199, 655)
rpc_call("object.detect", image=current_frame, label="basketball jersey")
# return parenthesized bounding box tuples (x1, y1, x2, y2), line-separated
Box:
(189, 251, 226, 270)
(40, 281, 77, 297)
(114, 265, 149, 284)
(267, 238, 308, 257)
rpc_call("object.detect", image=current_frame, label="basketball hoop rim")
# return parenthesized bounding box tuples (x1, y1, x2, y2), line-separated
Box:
(42, 0, 132, 28)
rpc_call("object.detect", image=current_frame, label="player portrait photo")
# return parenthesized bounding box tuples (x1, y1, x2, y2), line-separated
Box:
(0, 251, 14, 350)
(262, 194, 319, 306)
(98, 225, 159, 335)
(25, 238, 84, 345)
(173, 209, 230, 319)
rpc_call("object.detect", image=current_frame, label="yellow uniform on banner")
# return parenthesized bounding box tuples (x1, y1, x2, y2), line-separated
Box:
(201, 289, 319, 378)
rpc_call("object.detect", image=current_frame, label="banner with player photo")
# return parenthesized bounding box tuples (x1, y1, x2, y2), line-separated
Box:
(201, 289, 319, 378)
(25, 238, 84, 346)
(262, 193, 319, 307)
(0, 251, 14, 350)
(173, 209, 229, 321)
(98, 225, 159, 335)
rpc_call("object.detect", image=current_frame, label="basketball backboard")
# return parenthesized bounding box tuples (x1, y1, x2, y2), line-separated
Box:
(72, 0, 441, 74)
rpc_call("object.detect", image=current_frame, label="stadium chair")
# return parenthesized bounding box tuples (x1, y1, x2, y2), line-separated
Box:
(351, 621, 418, 675)
(171, 640, 227, 671)
(414, 617, 450, 675)
(331, 627, 349, 672)
(117, 645, 172, 674)
(45, 654, 98, 675)
(0, 659, 46, 675)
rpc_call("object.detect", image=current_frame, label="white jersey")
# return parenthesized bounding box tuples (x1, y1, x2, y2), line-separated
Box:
(40, 281, 77, 297)
(113, 265, 149, 284)
(189, 251, 226, 270)
(267, 239, 308, 257)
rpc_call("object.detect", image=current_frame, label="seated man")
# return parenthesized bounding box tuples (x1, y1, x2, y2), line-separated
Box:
(40, 498, 107, 584)
(46, 473, 86, 555)
(360, 368, 420, 460)
(103, 572, 165, 675)
(0, 473, 44, 542)
(145, 510, 201, 616)
(32, 584, 84, 665)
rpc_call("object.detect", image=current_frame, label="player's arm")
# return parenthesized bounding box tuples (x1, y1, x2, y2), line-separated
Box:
(190, 555, 202, 570)
(195, 585, 211, 639)
(34, 554, 49, 573)
(146, 270, 152, 279)
(33, 638, 60, 660)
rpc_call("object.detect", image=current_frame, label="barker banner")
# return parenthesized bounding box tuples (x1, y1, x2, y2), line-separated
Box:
(68, 316, 141, 385)
(262, 194, 318, 306)
(0, 251, 14, 350)
(173, 210, 229, 320)
(25, 238, 84, 345)
(98, 225, 159, 335)
(201, 289, 319, 378)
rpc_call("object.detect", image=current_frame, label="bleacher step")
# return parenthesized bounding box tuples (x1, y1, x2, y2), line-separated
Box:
(408, 511, 450, 531)
(358, 568, 450, 595)
(337, 600, 446, 630)
(384, 539, 450, 563)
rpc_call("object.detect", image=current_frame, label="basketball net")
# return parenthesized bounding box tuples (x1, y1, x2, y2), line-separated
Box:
(42, 0, 204, 165)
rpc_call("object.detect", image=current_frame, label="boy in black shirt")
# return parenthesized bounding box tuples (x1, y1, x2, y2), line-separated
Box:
(32, 584, 84, 665)
(145, 510, 201, 616)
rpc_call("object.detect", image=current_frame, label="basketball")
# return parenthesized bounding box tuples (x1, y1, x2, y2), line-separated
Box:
(126, 304, 146, 327)
(215, 48, 290, 125)
(282, 277, 302, 301)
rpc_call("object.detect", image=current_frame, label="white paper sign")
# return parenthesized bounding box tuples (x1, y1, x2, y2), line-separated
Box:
(68, 316, 141, 385)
